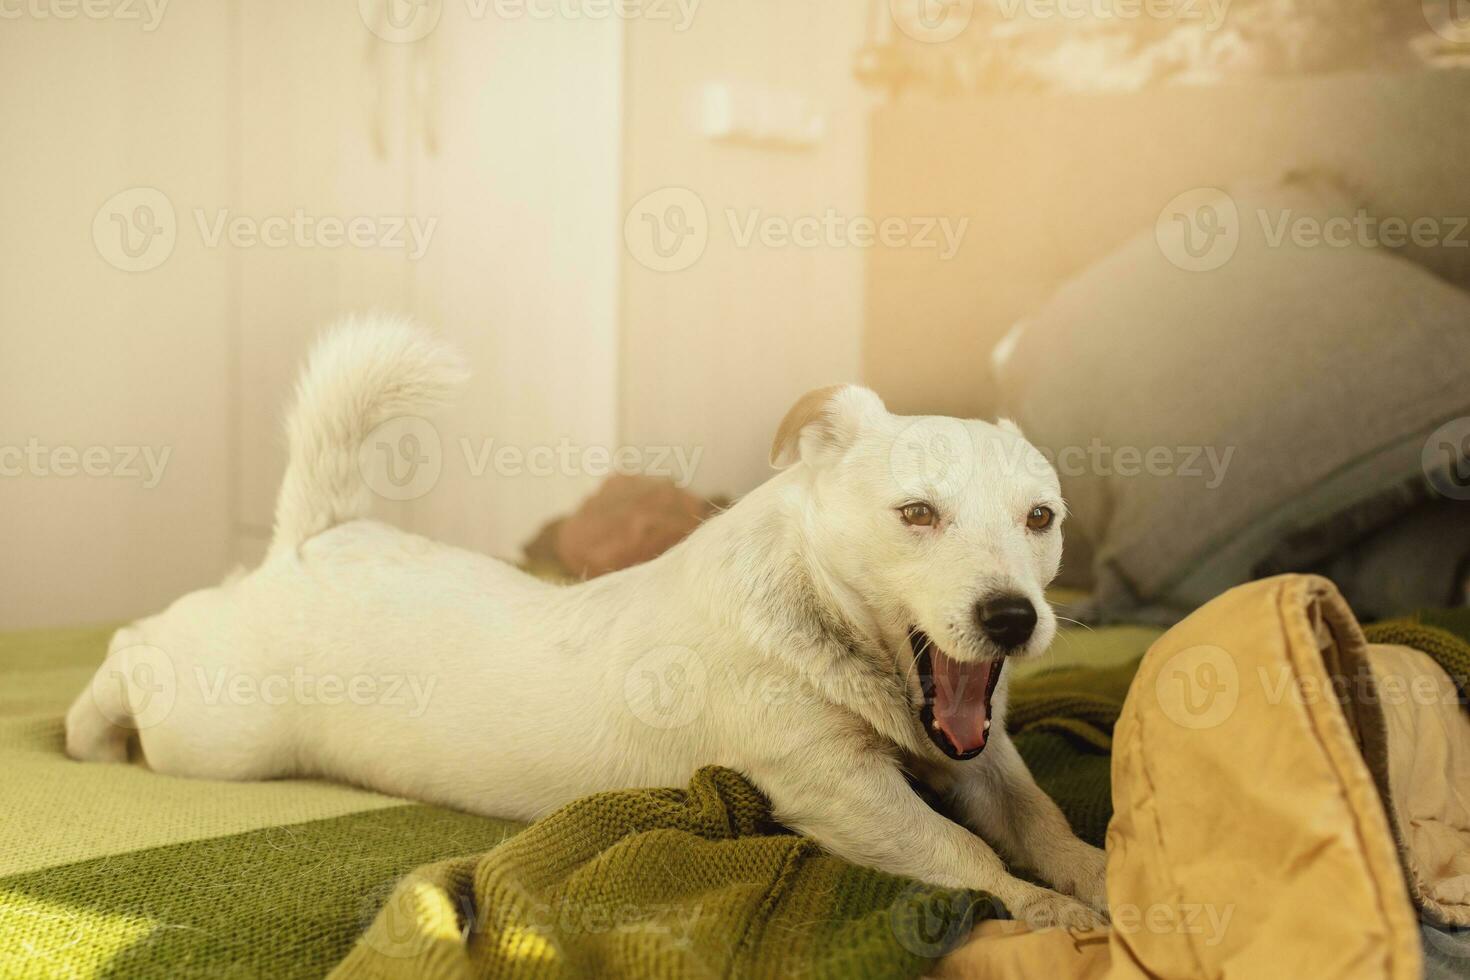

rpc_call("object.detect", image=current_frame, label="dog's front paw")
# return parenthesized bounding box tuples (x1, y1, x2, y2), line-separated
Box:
(1049, 842, 1108, 913)
(1007, 883, 1106, 933)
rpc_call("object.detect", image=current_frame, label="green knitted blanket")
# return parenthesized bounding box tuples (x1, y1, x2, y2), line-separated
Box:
(1364, 608, 1470, 705)
(331, 767, 997, 980)
(328, 661, 1141, 980)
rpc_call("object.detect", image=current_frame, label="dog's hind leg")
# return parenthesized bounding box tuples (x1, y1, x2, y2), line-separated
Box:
(62, 628, 157, 764)
(64, 627, 143, 763)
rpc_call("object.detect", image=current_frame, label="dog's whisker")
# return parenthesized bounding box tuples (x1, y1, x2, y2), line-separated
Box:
(899, 633, 928, 689)
(1055, 615, 1094, 633)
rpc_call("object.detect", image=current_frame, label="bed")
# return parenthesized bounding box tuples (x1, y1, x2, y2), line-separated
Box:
(6, 578, 1469, 979)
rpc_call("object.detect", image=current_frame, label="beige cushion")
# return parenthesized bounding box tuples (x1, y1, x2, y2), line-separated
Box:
(993, 178, 1470, 618)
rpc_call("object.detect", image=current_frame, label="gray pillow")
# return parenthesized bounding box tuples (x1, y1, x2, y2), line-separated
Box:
(994, 177, 1470, 621)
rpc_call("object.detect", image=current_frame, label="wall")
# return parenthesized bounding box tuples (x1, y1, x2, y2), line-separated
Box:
(407, 5, 624, 560)
(619, 0, 874, 498)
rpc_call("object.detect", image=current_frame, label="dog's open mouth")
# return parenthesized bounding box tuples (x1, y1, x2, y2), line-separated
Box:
(910, 629, 1005, 760)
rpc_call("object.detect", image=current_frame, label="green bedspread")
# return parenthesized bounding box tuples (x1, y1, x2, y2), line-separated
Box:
(0, 627, 522, 979)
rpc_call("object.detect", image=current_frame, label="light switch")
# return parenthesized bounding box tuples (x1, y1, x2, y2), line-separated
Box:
(701, 83, 824, 150)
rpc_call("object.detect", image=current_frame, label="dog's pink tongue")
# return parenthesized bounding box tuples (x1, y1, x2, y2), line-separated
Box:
(932, 650, 994, 755)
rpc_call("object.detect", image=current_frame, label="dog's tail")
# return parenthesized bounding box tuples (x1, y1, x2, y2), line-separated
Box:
(269, 314, 467, 557)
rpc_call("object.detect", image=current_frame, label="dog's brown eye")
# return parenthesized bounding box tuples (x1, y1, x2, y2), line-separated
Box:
(899, 503, 936, 527)
(1026, 506, 1055, 531)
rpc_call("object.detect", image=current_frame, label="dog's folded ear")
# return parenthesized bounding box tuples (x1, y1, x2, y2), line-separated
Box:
(770, 385, 886, 469)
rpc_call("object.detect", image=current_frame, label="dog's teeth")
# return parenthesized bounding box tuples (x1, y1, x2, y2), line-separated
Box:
(984, 720, 991, 731)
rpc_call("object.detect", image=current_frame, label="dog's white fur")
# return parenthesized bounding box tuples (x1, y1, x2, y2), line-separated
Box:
(67, 317, 1106, 926)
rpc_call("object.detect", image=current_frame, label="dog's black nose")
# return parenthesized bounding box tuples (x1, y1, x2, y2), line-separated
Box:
(977, 595, 1037, 649)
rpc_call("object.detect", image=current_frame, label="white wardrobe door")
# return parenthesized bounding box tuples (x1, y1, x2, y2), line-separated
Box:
(232, 0, 419, 564)
(0, 8, 234, 628)
(408, 10, 623, 561)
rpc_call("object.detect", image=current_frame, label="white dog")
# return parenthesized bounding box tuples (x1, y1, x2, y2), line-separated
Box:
(67, 317, 1106, 926)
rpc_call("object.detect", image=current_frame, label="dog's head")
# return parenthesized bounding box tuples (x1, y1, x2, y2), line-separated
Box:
(771, 385, 1064, 761)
